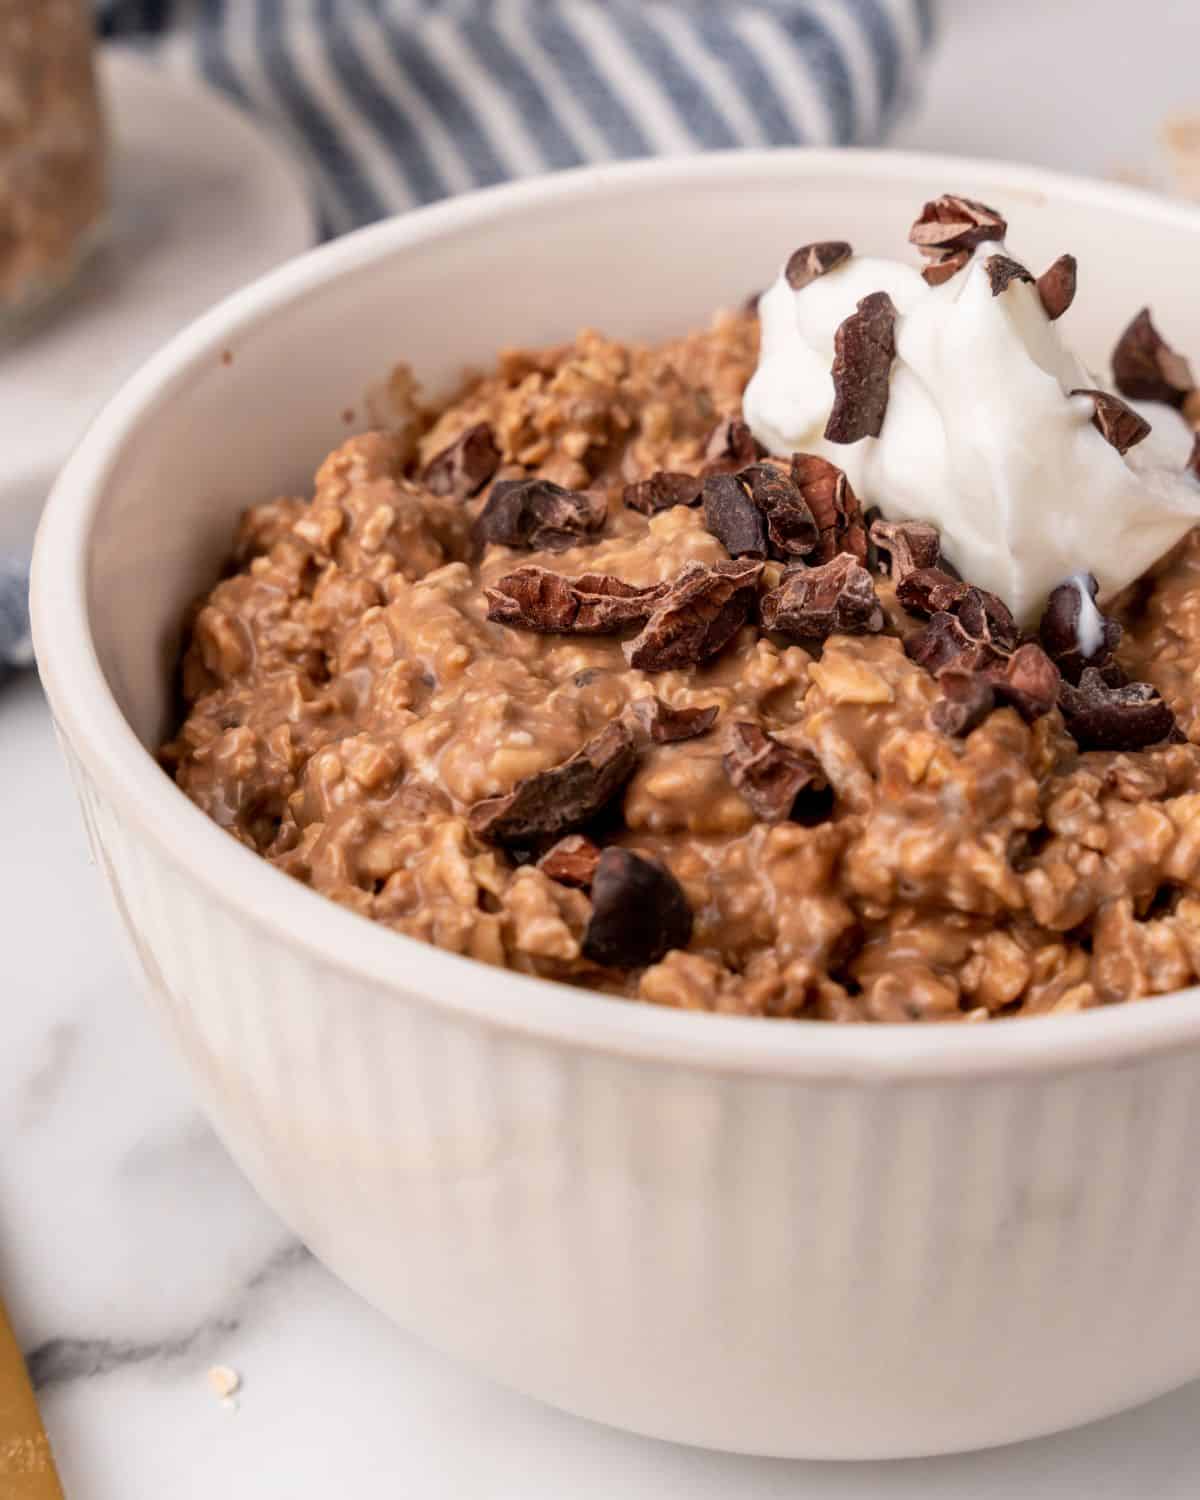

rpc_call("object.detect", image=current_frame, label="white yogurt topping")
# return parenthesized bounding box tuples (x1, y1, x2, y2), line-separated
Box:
(1066, 570, 1106, 659)
(743, 244, 1200, 624)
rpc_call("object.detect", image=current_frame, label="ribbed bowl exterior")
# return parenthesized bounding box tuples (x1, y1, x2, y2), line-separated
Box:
(62, 739, 1200, 1458)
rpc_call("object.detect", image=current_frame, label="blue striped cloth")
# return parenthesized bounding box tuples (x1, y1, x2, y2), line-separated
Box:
(2, 0, 934, 675)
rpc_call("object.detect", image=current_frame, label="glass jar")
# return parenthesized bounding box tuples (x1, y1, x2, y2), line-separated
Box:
(0, 0, 107, 329)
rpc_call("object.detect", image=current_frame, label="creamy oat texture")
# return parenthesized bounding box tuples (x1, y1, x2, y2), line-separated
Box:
(165, 314, 1200, 1021)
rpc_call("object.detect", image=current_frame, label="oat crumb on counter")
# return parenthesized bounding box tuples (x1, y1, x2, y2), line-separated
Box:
(208, 1365, 242, 1405)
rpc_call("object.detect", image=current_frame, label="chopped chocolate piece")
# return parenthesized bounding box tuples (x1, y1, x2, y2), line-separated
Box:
(905, 612, 1002, 676)
(955, 586, 1019, 653)
(1111, 307, 1196, 407)
(486, 566, 666, 634)
(704, 456, 823, 561)
(862, 505, 883, 572)
(896, 566, 968, 618)
(898, 570, 1019, 659)
(789, 453, 867, 562)
(929, 670, 995, 737)
(742, 464, 819, 558)
(921, 250, 970, 287)
(702, 472, 768, 559)
(468, 721, 638, 845)
(869, 518, 942, 581)
(985, 642, 1061, 723)
(724, 722, 829, 823)
(785, 240, 852, 291)
(985, 253, 1034, 295)
(760, 554, 884, 640)
(475, 477, 607, 551)
(1058, 668, 1178, 751)
(1036, 254, 1077, 321)
(825, 292, 897, 444)
(626, 559, 763, 672)
(902, 562, 1017, 673)
(581, 848, 693, 968)
(1071, 388, 1152, 455)
(623, 470, 704, 515)
(701, 416, 765, 476)
(538, 834, 602, 889)
(630, 697, 720, 745)
(1189, 431, 1200, 481)
(1097, 658, 1129, 689)
(1038, 573, 1121, 683)
(420, 422, 501, 498)
(908, 194, 1008, 255)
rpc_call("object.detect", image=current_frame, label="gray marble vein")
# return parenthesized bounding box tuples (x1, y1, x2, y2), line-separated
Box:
(11, 1023, 80, 1132)
(116, 1114, 223, 1177)
(28, 1240, 311, 1390)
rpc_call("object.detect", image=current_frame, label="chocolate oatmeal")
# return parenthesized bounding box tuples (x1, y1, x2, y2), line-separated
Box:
(164, 203, 1200, 1021)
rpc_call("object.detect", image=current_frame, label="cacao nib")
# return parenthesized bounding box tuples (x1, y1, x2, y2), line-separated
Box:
(723, 721, 830, 824)
(475, 477, 607, 551)
(468, 722, 638, 845)
(581, 848, 693, 968)
(421, 422, 501, 499)
(824, 291, 898, 444)
(760, 554, 884, 640)
(625, 559, 763, 673)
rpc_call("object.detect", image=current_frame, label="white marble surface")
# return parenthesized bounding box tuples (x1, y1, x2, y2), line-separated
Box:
(7, 6, 1200, 1495)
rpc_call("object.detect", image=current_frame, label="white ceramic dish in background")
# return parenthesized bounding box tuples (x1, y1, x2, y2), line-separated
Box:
(0, 48, 315, 555)
(30, 150, 1200, 1460)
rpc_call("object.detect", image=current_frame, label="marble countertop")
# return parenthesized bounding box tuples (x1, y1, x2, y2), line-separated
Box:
(7, 4, 1200, 1494)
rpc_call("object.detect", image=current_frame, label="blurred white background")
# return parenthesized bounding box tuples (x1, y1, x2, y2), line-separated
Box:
(898, 0, 1200, 185)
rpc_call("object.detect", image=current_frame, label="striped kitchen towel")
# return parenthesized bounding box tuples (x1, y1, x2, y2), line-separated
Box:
(98, 0, 936, 235)
(0, 557, 31, 680)
(2, 0, 934, 674)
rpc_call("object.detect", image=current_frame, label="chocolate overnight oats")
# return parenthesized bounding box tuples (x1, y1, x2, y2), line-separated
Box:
(163, 195, 1200, 1021)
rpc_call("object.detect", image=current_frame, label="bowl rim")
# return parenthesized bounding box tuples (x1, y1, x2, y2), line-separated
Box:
(33, 144, 1200, 1081)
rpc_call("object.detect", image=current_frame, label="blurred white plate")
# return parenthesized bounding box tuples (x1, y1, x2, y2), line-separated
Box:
(0, 47, 315, 553)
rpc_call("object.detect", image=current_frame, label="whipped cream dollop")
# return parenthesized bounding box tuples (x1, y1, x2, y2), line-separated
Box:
(743, 244, 1200, 624)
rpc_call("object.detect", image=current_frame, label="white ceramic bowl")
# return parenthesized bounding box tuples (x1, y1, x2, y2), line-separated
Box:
(32, 150, 1200, 1460)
